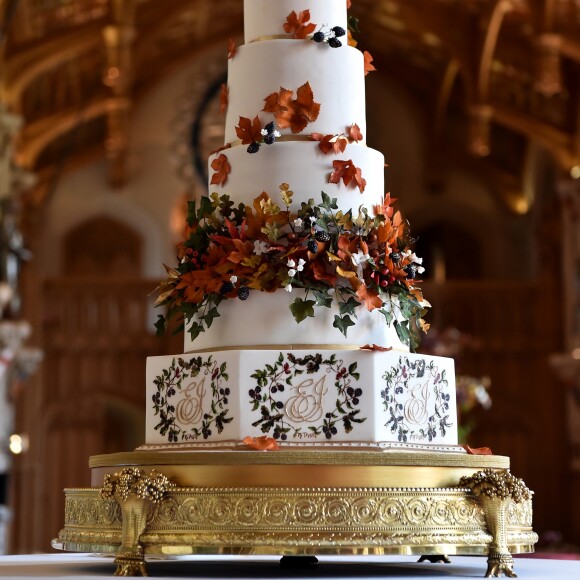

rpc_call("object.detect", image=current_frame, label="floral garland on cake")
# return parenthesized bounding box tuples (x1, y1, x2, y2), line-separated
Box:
(155, 187, 429, 350)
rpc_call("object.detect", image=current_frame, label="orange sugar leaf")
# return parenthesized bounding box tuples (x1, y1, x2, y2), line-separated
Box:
(243, 436, 280, 451)
(235, 115, 263, 144)
(348, 123, 363, 142)
(228, 38, 237, 59)
(356, 283, 383, 311)
(329, 159, 366, 192)
(364, 51, 376, 75)
(220, 83, 228, 114)
(210, 153, 231, 186)
(360, 344, 393, 352)
(283, 10, 316, 39)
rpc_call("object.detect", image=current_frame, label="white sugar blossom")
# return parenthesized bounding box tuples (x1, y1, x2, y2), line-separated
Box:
(288, 268, 297, 278)
(230, 275, 238, 284)
(403, 250, 423, 264)
(293, 218, 303, 228)
(297, 258, 306, 272)
(273, 130, 281, 138)
(287, 258, 296, 268)
(309, 216, 317, 223)
(285, 283, 293, 293)
(417, 265, 425, 274)
(260, 128, 268, 136)
(351, 250, 370, 280)
(254, 240, 269, 255)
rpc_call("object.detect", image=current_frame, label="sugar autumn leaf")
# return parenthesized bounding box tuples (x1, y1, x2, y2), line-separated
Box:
(364, 51, 376, 75)
(355, 283, 383, 311)
(348, 123, 363, 142)
(235, 115, 263, 144)
(283, 9, 316, 39)
(210, 143, 231, 156)
(311, 132, 348, 154)
(243, 436, 280, 451)
(220, 83, 228, 114)
(210, 153, 231, 187)
(263, 82, 320, 134)
(227, 38, 237, 59)
(346, 0, 352, 8)
(347, 30, 358, 47)
(360, 344, 393, 352)
(329, 159, 366, 192)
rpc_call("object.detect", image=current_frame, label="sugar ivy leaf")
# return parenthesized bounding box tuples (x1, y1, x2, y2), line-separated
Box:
(333, 314, 355, 337)
(186, 200, 197, 225)
(399, 294, 421, 318)
(379, 308, 394, 325)
(313, 289, 333, 308)
(198, 195, 214, 219)
(290, 298, 316, 323)
(394, 320, 410, 346)
(339, 297, 359, 316)
(321, 191, 338, 211)
(188, 321, 205, 342)
(201, 307, 220, 329)
(154, 315, 167, 337)
(218, 194, 234, 217)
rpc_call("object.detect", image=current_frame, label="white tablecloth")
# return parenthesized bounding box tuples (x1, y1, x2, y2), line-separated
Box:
(0, 553, 579, 579)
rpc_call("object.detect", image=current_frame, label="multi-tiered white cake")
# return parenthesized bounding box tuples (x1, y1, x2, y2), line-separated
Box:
(145, 0, 459, 451)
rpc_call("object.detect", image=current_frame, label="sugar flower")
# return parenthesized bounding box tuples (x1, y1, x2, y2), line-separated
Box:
(254, 240, 269, 255)
(351, 249, 370, 280)
(297, 258, 306, 272)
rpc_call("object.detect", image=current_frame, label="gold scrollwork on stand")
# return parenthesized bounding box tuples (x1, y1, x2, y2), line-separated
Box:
(53, 455, 538, 578)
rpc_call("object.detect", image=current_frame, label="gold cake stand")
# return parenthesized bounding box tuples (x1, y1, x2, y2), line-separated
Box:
(52, 450, 538, 577)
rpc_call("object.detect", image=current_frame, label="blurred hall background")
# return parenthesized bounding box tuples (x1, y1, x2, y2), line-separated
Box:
(0, 0, 579, 558)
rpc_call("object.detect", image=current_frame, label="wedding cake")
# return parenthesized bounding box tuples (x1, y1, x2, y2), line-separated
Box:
(145, 0, 459, 451)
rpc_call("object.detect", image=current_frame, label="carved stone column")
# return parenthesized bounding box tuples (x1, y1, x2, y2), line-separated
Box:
(467, 104, 493, 158)
(534, 34, 563, 96)
(550, 177, 580, 541)
(102, 0, 136, 188)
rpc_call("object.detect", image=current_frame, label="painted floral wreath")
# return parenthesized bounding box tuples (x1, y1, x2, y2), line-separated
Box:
(155, 186, 429, 350)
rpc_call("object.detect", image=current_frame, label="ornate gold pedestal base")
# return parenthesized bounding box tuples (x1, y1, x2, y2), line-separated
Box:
(52, 450, 538, 577)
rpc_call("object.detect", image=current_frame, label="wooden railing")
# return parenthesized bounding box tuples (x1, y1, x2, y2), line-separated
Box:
(9, 0, 109, 46)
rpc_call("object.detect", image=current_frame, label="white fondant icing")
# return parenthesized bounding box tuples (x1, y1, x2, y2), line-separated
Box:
(225, 41, 366, 143)
(209, 141, 385, 214)
(184, 290, 408, 353)
(244, 0, 348, 43)
(145, 350, 458, 447)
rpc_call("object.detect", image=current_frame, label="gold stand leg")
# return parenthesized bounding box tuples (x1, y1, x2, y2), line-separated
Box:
(460, 469, 533, 578)
(114, 546, 148, 577)
(98, 468, 175, 577)
(113, 496, 151, 577)
(481, 498, 516, 577)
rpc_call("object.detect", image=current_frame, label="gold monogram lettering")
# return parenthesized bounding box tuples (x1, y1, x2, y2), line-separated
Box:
(175, 377, 206, 426)
(404, 381, 429, 425)
(285, 376, 327, 423)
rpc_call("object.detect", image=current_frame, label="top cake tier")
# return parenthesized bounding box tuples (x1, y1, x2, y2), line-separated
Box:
(244, 0, 348, 44)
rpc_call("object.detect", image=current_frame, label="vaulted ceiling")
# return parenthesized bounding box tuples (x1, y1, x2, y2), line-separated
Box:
(1, 0, 579, 214)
